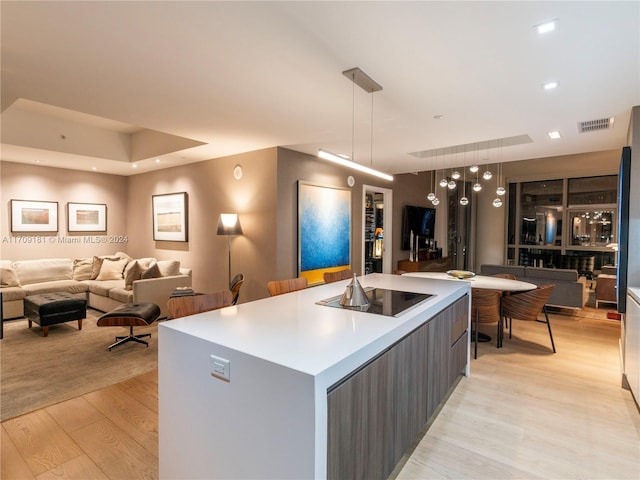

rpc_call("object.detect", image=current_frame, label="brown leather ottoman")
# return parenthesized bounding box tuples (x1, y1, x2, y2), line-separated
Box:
(24, 292, 87, 337)
(97, 302, 161, 350)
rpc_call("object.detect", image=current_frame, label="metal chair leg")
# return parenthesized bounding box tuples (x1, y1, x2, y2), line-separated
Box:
(543, 306, 556, 353)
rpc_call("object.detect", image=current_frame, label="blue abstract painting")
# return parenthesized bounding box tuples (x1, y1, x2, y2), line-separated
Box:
(298, 182, 351, 282)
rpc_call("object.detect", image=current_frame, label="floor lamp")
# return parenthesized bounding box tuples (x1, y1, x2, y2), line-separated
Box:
(217, 213, 243, 288)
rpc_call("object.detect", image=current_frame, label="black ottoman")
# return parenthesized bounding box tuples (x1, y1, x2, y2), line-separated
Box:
(97, 302, 161, 351)
(24, 292, 87, 337)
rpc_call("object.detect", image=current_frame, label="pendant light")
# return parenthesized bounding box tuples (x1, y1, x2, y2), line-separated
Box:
(493, 163, 503, 207)
(318, 68, 392, 181)
(483, 166, 493, 181)
(496, 164, 506, 196)
(496, 144, 505, 196)
(427, 169, 436, 201)
(460, 168, 469, 206)
(439, 168, 448, 188)
(451, 170, 461, 180)
(472, 146, 482, 191)
(447, 165, 456, 189)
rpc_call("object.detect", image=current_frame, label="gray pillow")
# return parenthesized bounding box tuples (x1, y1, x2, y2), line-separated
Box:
(141, 262, 161, 279)
(124, 260, 143, 290)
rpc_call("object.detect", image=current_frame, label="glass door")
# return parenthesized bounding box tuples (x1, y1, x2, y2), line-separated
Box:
(362, 185, 393, 274)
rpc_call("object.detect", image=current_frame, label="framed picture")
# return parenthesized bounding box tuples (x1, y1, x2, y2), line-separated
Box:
(152, 192, 188, 242)
(10, 199, 58, 232)
(67, 202, 107, 232)
(297, 181, 351, 285)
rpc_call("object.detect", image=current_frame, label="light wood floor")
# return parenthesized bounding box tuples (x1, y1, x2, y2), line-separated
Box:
(2, 309, 639, 479)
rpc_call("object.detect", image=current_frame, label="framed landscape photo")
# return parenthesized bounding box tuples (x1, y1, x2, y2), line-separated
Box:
(297, 181, 351, 285)
(67, 202, 107, 232)
(152, 192, 188, 242)
(11, 199, 59, 232)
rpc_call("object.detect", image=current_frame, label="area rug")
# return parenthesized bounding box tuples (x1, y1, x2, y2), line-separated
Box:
(0, 308, 158, 422)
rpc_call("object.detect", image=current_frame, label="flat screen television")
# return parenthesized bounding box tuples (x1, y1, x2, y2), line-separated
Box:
(401, 205, 436, 250)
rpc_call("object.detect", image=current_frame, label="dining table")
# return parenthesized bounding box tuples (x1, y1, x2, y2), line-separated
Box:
(402, 271, 537, 344)
(402, 271, 536, 291)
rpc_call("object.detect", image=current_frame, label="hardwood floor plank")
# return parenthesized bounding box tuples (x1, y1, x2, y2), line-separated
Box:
(2, 410, 83, 476)
(114, 369, 159, 414)
(45, 397, 104, 433)
(68, 418, 157, 480)
(1, 426, 37, 480)
(35, 455, 109, 480)
(83, 385, 158, 456)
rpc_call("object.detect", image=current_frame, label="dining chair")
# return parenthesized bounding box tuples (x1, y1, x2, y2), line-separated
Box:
(229, 273, 245, 305)
(167, 289, 233, 319)
(492, 272, 517, 332)
(501, 284, 556, 353)
(323, 268, 353, 284)
(267, 277, 308, 296)
(470, 288, 503, 359)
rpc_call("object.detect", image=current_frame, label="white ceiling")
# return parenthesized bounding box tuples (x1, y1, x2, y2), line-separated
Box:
(1, 1, 639, 177)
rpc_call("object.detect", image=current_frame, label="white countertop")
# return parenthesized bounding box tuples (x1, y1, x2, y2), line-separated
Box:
(629, 287, 640, 304)
(160, 273, 469, 381)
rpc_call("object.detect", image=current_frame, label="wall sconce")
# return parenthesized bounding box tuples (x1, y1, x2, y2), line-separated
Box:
(217, 213, 243, 288)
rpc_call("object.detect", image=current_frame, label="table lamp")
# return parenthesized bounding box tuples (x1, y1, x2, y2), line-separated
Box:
(217, 213, 243, 287)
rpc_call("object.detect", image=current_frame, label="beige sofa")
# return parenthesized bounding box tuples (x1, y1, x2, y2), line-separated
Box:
(1, 255, 191, 320)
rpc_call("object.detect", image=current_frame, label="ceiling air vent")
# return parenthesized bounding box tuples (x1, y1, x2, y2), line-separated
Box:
(578, 117, 614, 133)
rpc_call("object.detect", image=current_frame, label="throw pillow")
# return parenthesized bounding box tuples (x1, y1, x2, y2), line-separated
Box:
(157, 260, 181, 277)
(96, 258, 128, 281)
(90, 255, 120, 280)
(0, 261, 20, 287)
(124, 260, 143, 290)
(73, 258, 94, 281)
(135, 257, 156, 269)
(115, 251, 132, 261)
(141, 262, 161, 279)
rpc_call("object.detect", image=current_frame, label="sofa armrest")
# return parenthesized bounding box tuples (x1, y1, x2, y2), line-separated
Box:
(133, 275, 192, 318)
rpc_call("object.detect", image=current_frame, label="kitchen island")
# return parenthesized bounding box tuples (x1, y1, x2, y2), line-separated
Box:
(159, 273, 470, 479)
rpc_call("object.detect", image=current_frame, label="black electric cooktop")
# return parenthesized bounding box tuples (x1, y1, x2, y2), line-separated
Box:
(316, 287, 434, 317)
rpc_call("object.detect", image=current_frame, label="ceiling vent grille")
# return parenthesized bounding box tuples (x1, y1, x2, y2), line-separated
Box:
(578, 117, 614, 133)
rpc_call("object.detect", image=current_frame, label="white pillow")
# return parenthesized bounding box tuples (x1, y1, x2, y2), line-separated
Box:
(1, 261, 20, 287)
(157, 260, 181, 277)
(73, 258, 94, 281)
(96, 258, 128, 281)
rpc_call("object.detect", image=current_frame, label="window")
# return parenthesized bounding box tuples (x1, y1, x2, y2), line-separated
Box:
(506, 174, 617, 273)
(519, 179, 563, 246)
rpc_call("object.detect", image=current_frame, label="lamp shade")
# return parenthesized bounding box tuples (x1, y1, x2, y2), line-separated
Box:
(217, 213, 243, 235)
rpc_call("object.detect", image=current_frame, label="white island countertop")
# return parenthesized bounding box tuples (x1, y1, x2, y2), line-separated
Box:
(159, 273, 470, 480)
(160, 272, 469, 383)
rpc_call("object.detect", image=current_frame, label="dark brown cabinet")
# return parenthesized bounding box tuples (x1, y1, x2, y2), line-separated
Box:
(327, 295, 469, 480)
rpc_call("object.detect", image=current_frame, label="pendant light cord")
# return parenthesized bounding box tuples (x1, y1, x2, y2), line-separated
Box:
(370, 89, 374, 168)
(351, 74, 355, 161)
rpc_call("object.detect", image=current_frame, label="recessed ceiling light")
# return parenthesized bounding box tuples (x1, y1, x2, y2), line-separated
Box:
(132, 164, 138, 168)
(92, 166, 97, 171)
(543, 81, 558, 90)
(155, 158, 160, 163)
(547, 130, 561, 139)
(536, 20, 557, 34)
(433, 114, 444, 120)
